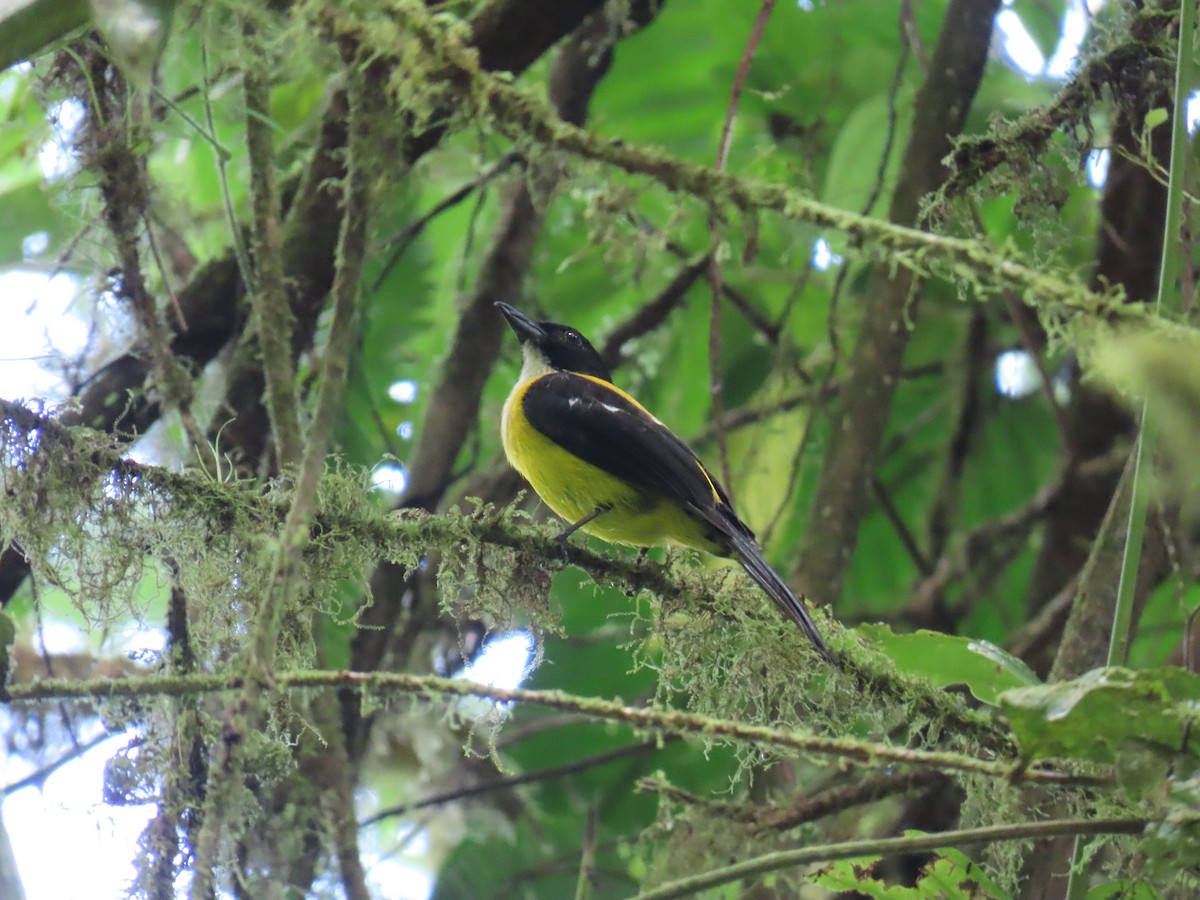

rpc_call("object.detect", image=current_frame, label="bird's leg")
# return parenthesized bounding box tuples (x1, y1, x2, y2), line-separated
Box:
(555, 504, 612, 542)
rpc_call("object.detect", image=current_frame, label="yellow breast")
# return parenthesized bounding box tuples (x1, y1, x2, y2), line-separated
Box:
(501, 376, 720, 552)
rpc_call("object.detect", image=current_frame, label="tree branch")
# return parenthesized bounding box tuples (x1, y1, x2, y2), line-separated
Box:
(357, 0, 1129, 324)
(795, 0, 1002, 604)
(599, 253, 711, 372)
(2, 669, 1109, 788)
(631, 817, 1147, 900)
(361, 739, 662, 827)
(79, 41, 206, 451)
(241, 12, 303, 467)
(640, 768, 943, 833)
(345, 4, 651, 761)
(189, 48, 374, 899)
(0, 395, 1013, 751)
(706, 0, 776, 497)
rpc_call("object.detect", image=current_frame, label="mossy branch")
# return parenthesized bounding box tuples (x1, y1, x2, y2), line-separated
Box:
(631, 816, 1147, 900)
(75, 42, 206, 452)
(321, 0, 1139, 322)
(0, 397, 1004, 751)
(251, 54, 370, 674)
(942, 32, 1174, 200)
(187, 48, 373, 899)
(2, 668, 1108, 788)
(241, 12, 304, 468)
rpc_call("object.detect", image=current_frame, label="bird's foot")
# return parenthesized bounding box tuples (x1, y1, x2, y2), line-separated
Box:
(553, 504, 612, 543)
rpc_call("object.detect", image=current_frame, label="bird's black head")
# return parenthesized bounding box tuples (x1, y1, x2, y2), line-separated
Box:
(496, 302, 613, 382)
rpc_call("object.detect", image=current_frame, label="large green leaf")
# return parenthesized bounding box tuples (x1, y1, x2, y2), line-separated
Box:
(999, 667, 1200, 771)
(822, 88, 915, 219)
(860, 623, 1040, 704)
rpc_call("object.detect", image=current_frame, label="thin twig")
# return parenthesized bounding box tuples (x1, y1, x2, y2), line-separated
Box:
(910, 477, 1065, 628)
(692, 363, 943, 445)
(751, 769, 943, 832)
(925, 309, 987, 562)
(707, 264, 733, 496)
(143, 217, 186, 331)
(371, 152, 522, 292)
(642, 768, 942, 833)
(635, 215, 780, 343)
(599, 253, 711, 371)
(0, 729, 113, 795)
(1004, 291, 1071, 452)
(29, 542, 82, 752)
(963, 185, 1067, 454)
(201, 36, 254, 295)
(361, 740, 661, 827)
(872, 477, 933, 576)
(714, 1, 774, 174)
(899, 0, 929, 75)
(722, 279, 781, 343)
(706, 1, 776, 500)
(1007, 573, 1079, 661)
(631, 817, 1147, 900)
(574, 805, 598, 900)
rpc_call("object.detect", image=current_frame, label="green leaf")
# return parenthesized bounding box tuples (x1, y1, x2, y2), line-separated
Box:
(1144, 768, 1200, 871)
(813, 847, 1010, 898)
(811, 857, 893, 898)
(821, 88, 914, 220)
(929, 848, 1009, 899)
(859, 624, 1040, 704)
(999, 667, 1200, 770)
(1144, 108, 1169, 130)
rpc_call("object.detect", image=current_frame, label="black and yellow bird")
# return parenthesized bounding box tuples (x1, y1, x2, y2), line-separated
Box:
(496, 301, 835, 665)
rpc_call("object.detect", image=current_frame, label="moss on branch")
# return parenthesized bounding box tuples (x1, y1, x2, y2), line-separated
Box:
(309, 0, 1146, 325)
(3, 667, 1108, 789)
(0, 397, 1014, 754)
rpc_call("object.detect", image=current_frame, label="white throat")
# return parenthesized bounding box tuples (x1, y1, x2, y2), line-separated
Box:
(518, 343, 556, 383)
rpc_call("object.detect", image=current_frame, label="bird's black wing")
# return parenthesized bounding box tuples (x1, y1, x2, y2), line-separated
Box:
(521, 373, 743, 533)
(524, 373, 834, 664)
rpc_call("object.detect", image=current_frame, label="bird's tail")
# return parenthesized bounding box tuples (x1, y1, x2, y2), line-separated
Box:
(726, 528, 836, 666)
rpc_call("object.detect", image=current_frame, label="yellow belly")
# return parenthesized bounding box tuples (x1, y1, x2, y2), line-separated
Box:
(502, 381, 719, 552)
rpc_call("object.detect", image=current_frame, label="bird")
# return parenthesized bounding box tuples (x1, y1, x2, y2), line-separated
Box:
(496, 301, 835, 665)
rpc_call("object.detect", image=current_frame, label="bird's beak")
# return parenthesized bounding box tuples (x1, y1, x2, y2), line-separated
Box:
(495, 301, 547, 345)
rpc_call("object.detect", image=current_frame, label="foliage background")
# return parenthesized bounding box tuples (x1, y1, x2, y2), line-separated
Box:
(0, 0, 1197, 897)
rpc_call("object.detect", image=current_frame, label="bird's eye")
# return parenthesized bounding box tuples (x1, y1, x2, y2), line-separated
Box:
(564, 330, 582, 346)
